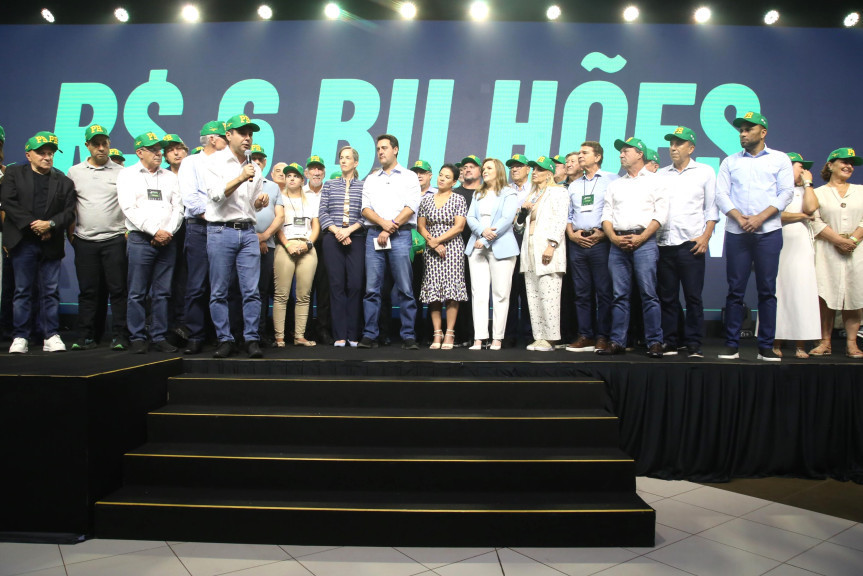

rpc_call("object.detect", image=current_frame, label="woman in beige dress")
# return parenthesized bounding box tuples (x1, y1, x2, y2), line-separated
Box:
(809, 148, 863, 358)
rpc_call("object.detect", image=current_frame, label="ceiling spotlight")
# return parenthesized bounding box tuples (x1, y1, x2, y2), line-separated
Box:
(325, 3, 341, 19)
(400, 2, 417, 19)
(845, 12, 860, 27)
(763, 10, 779, 25)
(41, 8, 55, 23)
(623, 6, 639, 22)
(547, 5, 561, 20)
(469, 1, 489, 21)
(694, 6, 711, 24)
(258, 5, 272, 19)
(181, 4, 199, 22)
(114, 7, 129, 22)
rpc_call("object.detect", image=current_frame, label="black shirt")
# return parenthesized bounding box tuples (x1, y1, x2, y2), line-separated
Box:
(32, 169, 50, 218)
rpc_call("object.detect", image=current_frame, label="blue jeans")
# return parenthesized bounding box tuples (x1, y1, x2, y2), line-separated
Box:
(567, 239, 612, 339)
(126, 232, 176, 342)
(9, 240, 61, 340)
(363, 229, 416, 341)
(723, 229, 783, 349)
(183, 219, 210, 342)
(608, 238, 662, 347)
(658, 242, 706, 348)
(207, 225, 261, 343)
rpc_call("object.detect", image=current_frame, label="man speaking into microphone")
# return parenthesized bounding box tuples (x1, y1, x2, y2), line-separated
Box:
(203, 114, 270, 358)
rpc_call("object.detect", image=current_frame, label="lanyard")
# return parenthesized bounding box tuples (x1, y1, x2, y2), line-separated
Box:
(286, 192, 304, 219)
(582, 175, 599, 197)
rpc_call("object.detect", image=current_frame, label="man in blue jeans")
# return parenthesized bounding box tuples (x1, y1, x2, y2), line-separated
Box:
(599, 137, 668, 358)
(715, 111, 794, 361)
(202, 114, 270, 359)
(358, 134, 422, 349)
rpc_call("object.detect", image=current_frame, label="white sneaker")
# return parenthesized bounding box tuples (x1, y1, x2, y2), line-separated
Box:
(533, 339, 554, 352)
(43, 334, 67, 352)
(9, 338, 28, 354)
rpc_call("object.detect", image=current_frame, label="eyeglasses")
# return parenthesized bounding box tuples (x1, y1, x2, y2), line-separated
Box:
(142, 145, 162, 155)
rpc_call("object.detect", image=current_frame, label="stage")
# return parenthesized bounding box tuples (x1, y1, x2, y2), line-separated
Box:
(1, 337, 861, 544)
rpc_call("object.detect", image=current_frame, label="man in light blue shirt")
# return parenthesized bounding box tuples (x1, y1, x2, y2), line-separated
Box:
(251, 146, 285, 345)
(714, 111, 794, 361)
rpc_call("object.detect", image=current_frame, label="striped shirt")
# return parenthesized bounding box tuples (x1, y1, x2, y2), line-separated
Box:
(317, 177, 366, 232)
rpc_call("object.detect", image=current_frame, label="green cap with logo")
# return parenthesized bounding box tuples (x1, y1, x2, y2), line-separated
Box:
(108, 148, 126, 160)
(250, 144, 267, 157)
(505, 153, 529, 167)
(787, 152, 813, 169)
(550, 154, 566, 165)
(0, 124, 5, 143)
(732, 111, 768, 130)
(614, 136, 647, 153)
(190, 146, 203, 155)
(645, 148, 660, 164)
(224, 114, 260, 132)
(162, 134, 187, 148)
(664, 126, 697, 145)
(528, 155, 555, 172)
(25, 131, 62, 153)
(84, 124, 110, 142)
(283, 162, 304, 176)
(134, 132, 168, 150)
(329, 171, 342, 179)
(460, 154, 481, 167)
(306, 154, 325, 168)
(827, 147, 863, 166)
(200, 120, 226, 136)
(410, 159, 432, 173)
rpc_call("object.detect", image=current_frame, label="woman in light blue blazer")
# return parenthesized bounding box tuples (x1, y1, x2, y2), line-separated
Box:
(464, 158, 520, 350)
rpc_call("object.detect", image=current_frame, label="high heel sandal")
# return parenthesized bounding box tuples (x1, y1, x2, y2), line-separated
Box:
(442, 329, 455, 350)
(489, 339, 502, 351)
(468, 339, 484, 350)
(430, 330, 443, 350)
(809, 342, 832, 356)
(274, 338, 285, 348)
(846, 343, 863, 359)
(795, 348, 809, 359)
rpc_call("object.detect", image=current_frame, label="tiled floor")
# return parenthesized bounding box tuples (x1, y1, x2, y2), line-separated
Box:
(2, 478, 861, 576)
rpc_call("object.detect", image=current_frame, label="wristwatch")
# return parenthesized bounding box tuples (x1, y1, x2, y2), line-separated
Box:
(548, 240, 559, 248)
(305, 240, 313, 250)
(803, 181, 813, 187)
(49, 220, 56, 228)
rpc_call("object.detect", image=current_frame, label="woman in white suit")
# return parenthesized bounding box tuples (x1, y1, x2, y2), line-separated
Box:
(464, 158, 520, 350)
(514, 156, 569, 351)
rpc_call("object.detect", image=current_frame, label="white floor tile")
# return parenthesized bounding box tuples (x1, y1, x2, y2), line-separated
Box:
(652, 498, 735, 534)
(700, 518, 822, 562)
(826, 524, 863, 553)
(433, 551, 503, 576)
(170, 542, 290, 576)
(507, 546, 638, 576)
(278, 546, 342, 559)
(762, 565, 824, 576)
(624, 524, 692, 554)
(0, 543, 63, 576)
(394, 547, 494, 569)
(673, 486, 773, 517)
(589, 556, 695, 575)
(647, 535, 780, 576)
(60, 538, 167, 564)
(743, 503, 856, 541)
(216, 559, 314, 575)
(294, 546, 427, 576)
(788, 541, 863, 576)
(1, 567, 68, 576)
(636, 477, 701, 498)
(636, 490, 664, 505)
(64, 545, 190, 576)
(495, 549, 564, 575)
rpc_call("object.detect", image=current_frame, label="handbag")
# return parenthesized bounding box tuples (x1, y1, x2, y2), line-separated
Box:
(410, 228, 426, 262)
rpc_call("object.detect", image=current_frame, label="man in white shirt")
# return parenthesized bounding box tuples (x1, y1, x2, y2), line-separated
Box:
(117, 132, 183, 354)
(304, 154, 332, 344)
(202, 114, 270, 359)
(657, 126, 718, 359)
(599, 137, 669, 358)
(358, 134, 422, 349)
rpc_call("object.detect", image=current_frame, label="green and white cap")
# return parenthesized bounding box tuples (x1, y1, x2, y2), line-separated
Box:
(0, 124, 5, 143)
(645, 148, 660, 164)
(224, 114, 260, 132)
(614, 136, 647, 152)
(733, 111, 768, 129)
(200, 121, 226, 136)
(25, 131, 62, 153)
(786, 152, 813, 169)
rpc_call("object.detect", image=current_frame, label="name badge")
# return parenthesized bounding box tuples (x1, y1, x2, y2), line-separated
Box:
(582, 194, 594, 206)
(293, 217, 306, 226)
(147, 189, 162, 201)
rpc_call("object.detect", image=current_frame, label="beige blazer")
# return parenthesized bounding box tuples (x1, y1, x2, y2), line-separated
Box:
(519, 185, 569, 276)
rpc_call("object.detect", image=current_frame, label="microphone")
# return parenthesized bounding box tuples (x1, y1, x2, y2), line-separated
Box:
(244, 149, 253, 181)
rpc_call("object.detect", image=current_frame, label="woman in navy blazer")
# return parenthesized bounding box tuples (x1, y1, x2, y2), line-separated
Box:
(464, 158, 519, 350)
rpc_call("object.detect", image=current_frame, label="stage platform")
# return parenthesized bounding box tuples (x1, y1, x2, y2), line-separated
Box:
(1, 337, 861, 544)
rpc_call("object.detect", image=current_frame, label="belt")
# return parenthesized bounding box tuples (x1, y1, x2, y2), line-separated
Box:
(371, 225, 411, 232)
(614, 228, 644, 236)
(186, 217, 207, 225)
(208, 221, 254, 230)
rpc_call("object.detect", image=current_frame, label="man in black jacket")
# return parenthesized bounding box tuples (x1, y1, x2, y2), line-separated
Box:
(0, 131, 76, 353)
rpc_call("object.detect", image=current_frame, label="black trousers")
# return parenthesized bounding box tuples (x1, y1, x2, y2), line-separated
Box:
(73, 235, 128, 340)
(258, 248, 275, 340)
(310, 236, 331, 336)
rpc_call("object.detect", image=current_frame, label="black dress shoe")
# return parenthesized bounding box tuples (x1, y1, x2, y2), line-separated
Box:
(357, 337, 378, 349)
(129, 340, 148, 354)
(213, 341, 235, 358)
(184, 340, 204, 355)
(401, 338, 419, 350)
(247, 340, 264, 358)
(596, 342, 625, 356)
(318, 329, 335, 346)
(154, 340, 179, 353)
(647, 342, 663, 358)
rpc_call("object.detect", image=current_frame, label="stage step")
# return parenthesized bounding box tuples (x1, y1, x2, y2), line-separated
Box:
(122, 443, 637, 492)
(97, 366, 654, 546)
(96, 486, 655, 547)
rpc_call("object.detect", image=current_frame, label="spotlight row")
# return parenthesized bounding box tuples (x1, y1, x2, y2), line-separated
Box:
(38, 4, 862, 27)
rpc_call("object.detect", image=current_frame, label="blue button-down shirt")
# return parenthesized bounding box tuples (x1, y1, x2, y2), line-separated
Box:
(715, 146, 794, 234)
(254, 179, 284, 248)
(567, 170, 613, 230)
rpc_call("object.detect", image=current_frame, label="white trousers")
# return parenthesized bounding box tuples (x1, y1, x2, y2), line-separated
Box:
(468, 247, 516, 340)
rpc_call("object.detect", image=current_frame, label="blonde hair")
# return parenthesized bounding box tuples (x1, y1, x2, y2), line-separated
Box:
(475, 158, 508, 200)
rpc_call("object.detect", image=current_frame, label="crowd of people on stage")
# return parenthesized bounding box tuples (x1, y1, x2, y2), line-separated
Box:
(0, 110, 861, 360)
